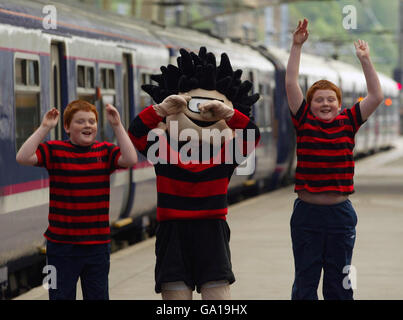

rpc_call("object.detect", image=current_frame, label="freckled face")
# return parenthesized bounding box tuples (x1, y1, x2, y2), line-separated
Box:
(64, 111, 98, 146)
(310, 89, 341, 121)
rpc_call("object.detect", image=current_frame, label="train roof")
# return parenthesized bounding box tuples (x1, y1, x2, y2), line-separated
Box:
(0, 0, 274, 74)
(266, 46, 340, 86)
(299, 53, 339, 86)
(0, 0, 164, 48)
(326, 59, 367, 93)
(328, 59, 399, 97)
(1, 0, 397, 95)
(378, 72, 399, 97)
(152, 26, 275, 73)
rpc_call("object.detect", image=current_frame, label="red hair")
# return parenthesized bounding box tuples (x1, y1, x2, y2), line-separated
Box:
(63, 100, 98, 127)
(306, 80, 342, 106)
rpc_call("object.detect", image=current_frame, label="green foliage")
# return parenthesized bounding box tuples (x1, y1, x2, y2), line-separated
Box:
(189, 2, 215, 29)
(289, 0, 399, 77)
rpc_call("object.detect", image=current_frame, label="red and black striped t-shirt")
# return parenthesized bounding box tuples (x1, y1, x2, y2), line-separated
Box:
(35, 140, 121, 244)
(291, 99, 364, 194)
(128, 105, 260, 221)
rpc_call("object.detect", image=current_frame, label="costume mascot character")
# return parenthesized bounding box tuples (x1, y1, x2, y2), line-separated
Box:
(128, 47, 260, 300)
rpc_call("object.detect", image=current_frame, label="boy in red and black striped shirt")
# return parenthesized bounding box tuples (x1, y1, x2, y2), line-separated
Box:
(16, 100, 137, 300)
(286, 19, 384, 300)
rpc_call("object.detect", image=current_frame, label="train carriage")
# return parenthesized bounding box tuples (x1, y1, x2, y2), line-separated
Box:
(0, 0, 170, 271)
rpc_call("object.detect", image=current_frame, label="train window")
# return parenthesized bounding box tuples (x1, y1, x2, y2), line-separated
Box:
(87, 67, 94, 88)
(77, 64, 95, 89)
(101, 95, 116, 143)
(255, 82, 272, 128)
(76, 62, 95, 103)
(98, 66, 117, 142)
(28, 60, 39, 86)
(77, 65, 85, 87)
(140, 73, 153, 110)
(77, 94, 95, 104)
(100, 67, 115, 90)
(15, 58, 39, 86)
(14, 55, 41, 151)
(15, 59, 27, 85)
(101, 69, 107, 89)
(108, 69, 115, 89)
(15, 94, 40, 151)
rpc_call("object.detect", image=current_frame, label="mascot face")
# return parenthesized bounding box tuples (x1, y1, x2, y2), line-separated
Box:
(166, 88, 234, 144)
(141, 47, 259, 146)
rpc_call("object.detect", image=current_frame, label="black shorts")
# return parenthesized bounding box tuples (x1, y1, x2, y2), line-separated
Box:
(155, 219, 235, 293)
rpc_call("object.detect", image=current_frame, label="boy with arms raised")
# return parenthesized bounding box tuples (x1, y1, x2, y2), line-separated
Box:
(286, 19, 383, 299)
(16, 100, 137, 299)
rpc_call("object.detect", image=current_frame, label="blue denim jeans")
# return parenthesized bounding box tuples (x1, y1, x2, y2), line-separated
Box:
(46, 242, 110, 300)
(290, 198, 357, 300)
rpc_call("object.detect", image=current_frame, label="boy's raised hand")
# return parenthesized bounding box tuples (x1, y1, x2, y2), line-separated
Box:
(293, 18, 309, 46)
(354, 39, 370, 61)
(17, 108, 59, 166)
(106, 104, 121, 127)
(42, 108, 59, 129)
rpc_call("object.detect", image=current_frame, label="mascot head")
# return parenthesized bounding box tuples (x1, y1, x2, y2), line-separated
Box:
(141, 47, 259, 144)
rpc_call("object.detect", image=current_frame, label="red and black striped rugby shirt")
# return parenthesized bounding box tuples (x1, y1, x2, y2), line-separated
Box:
(35, 140, 121, 244)
(128, 105, 260, 221)
(291, 99, 364, 194)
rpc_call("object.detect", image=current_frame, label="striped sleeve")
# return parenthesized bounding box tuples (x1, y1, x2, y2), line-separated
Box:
(345, 102, 365, 134)
(105, 142, 122, 173)
(226, 109, 260, 142)
(35, 142, 51, 168)
(128, 105, 164, 157)
(225, 109, 260, 164)
(290, 99, 309, 129)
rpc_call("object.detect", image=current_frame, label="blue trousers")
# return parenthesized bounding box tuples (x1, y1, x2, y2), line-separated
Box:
(46, 252, 110, 300)
(290, 198, 357, 300)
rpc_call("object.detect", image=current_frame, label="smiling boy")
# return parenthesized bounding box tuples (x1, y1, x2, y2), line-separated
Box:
(16, 100, 137, 300)
(285, 19, 383, 299)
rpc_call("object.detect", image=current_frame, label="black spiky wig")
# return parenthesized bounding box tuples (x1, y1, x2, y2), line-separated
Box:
(141, 47, 260, 117)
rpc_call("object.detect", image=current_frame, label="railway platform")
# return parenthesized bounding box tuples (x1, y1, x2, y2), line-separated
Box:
(15, 137, 403, 300)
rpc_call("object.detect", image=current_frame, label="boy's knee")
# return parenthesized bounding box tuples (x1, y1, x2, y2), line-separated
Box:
(200, 280, 230, 300)
(161, 281, 193, 300)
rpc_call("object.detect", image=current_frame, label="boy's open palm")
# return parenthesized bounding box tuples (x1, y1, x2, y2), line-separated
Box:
(354, 39, 370, 60)
(106, 104, 121, 127)
(42, 108, 59, 129)
(293, 19, 309, 45)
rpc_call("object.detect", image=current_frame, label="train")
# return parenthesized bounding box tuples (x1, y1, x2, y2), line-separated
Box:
(0, 0, 400, 298)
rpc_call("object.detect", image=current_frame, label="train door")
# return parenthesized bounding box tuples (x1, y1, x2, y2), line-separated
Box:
(98, 63, 116, 142)
(50, 43, 64, 140)
(253, 71, 276, 188)
(116, 52, 136, 222)
(299, 75, 308, 96)
(122, 53, 134, 129)
(233, 69, 257, 186)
